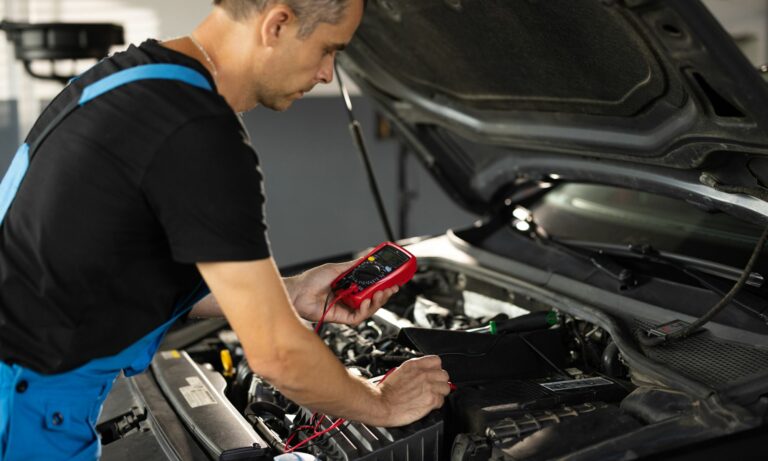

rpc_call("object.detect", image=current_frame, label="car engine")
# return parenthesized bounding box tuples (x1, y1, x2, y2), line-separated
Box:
(156, 262, 667, 461)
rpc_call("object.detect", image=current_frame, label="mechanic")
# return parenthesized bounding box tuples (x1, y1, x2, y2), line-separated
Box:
(0, 0, 451, 459)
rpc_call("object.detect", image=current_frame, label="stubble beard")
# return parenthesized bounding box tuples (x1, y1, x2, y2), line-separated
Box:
(255, 83, 295, 112)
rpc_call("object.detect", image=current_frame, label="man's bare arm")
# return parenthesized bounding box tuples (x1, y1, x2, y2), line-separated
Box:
(189, 262, 396, 323)
(188, 294, 221, 318)
(189, 274, 301, 318)
(195, 258, 449, 426)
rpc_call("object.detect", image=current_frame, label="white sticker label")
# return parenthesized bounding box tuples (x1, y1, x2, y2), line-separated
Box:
(564, 368, 583, 377)
(160, 350, 181, 360)
(179, 377, 217, 408)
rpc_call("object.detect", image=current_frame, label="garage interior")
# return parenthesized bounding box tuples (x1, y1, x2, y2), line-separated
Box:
(2, 1, 768, 460)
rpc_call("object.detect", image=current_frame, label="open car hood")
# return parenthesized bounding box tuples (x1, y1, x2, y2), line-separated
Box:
(341, 0, 768, 217)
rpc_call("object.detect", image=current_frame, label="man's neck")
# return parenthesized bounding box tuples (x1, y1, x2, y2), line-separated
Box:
(161, 37, 210, 74)
(161, 10, 246, 111)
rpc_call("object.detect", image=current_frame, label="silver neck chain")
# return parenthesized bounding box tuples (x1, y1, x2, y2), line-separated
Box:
(189, 34, 218, 79)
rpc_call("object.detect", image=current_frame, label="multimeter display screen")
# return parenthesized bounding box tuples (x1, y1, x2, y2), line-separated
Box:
(373, 246, 409, 268)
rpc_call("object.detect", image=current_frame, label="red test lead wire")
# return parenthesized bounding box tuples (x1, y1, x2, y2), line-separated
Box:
(314, 285, 357, 334)
(284, 417, 346, 453)
(283, 285, 360, 453)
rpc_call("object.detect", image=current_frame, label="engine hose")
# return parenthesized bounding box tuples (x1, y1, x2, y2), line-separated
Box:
(601, 341, 624, 378)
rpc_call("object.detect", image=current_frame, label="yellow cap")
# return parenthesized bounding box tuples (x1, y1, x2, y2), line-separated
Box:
(220, 349, 235, 378)
(368, 256, 376, 262)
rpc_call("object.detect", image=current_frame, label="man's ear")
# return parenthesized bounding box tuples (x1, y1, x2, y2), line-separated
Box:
(261, 4, 295, 47)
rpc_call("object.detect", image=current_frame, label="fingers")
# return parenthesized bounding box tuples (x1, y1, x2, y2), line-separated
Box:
(438, 383, 452, 397)
(331, 284, 402, 327)
(370, 285, 399, 309)
(376, 356, 452, 426)
(354, 285, 399, 317)
(390, 356, 446, 379)
(432, 368, 450, 384)
(427, 378, 450, 409)
(398, 356, 451, 393)
(330, 261, 356, 275)
(432, 392, 447, 408)
(408, 354, 442, 370)
(413, 357, 451, 395)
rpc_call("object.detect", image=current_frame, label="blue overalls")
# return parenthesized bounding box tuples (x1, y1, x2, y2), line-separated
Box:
(0, 64, 214, 461)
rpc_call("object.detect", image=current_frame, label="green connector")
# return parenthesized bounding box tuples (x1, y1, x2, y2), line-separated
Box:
(546, 310, 559, 326)
(489, 320, 498, 335)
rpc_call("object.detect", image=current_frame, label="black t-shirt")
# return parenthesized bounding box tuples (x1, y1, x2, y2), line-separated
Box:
(0, 40, 271, 374)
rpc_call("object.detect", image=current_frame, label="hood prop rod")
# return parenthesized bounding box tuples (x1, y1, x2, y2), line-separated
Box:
(334, 63, 395, 242)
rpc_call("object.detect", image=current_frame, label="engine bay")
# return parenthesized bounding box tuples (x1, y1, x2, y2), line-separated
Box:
(158, 263, 691, 461)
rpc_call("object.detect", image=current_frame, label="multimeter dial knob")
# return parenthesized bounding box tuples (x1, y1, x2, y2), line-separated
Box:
(350, 263, 383, 287)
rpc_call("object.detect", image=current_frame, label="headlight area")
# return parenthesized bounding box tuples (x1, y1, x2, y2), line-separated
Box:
(148, 265, 738, 461)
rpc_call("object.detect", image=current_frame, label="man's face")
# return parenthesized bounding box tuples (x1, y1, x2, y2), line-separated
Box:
(255, 0, 364, 111)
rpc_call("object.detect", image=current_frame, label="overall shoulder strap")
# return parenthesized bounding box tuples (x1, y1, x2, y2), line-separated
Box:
(79, 63, 212, 105)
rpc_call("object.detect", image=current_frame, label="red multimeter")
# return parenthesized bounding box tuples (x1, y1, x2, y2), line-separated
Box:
(331, 242, 417, 309)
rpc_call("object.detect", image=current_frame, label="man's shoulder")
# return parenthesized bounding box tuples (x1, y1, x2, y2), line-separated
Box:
(91, 40, 230, 123)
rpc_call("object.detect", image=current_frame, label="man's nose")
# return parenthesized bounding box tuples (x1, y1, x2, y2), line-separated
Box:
(317, 55, 335, 84)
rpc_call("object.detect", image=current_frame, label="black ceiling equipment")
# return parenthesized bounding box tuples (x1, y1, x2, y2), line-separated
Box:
(0, 20, 124, 83)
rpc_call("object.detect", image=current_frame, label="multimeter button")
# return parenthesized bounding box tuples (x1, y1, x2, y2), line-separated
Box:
(368, 257, 375, 262)
(385, 266, 392, 272)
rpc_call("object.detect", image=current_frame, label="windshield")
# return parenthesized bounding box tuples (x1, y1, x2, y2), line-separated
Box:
(529, 183, 767, 278)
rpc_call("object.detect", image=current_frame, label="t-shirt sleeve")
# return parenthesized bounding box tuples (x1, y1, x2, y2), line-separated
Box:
(141, 114, 271, 263)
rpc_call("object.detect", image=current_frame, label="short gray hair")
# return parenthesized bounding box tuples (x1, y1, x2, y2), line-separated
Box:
(213, 0, 351, 38)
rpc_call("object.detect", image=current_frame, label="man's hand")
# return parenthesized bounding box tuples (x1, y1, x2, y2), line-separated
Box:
(286, 261, 399, 326)
(375, 356, 451, 427)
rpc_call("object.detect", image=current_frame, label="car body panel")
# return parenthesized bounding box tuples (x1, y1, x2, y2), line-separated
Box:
(341, 0, 768, 215)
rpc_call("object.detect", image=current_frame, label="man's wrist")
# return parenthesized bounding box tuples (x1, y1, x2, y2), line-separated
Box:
(282, 274, 302, 306)
(351, 378, 390, 427)
(370, 385, 391, 427)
